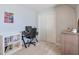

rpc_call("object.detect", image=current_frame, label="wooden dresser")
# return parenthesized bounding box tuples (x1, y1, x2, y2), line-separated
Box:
(61, 32, 79, 55)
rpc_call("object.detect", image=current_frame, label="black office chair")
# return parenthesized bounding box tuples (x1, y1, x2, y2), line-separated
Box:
(22, 26, 38, 48)
(26, 28, 38, 47)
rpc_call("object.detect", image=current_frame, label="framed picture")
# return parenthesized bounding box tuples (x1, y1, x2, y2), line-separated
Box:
(4, 12, 14, 23)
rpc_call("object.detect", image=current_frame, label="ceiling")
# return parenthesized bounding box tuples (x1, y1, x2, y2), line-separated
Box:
(23, 4, 77, 12)
(23, 4, 56, 12)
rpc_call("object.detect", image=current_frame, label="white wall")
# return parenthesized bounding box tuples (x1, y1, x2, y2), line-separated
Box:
(1, 4, 77, 44)
(56, 5, 77, 44)
(77, 5, 79, 18)
(38, 8, 56, 43)
(76, 5, 79, 24)
(0, 4, 37, 33)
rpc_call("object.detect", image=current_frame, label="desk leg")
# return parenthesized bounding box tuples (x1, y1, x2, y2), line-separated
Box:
(22, 36, 27, 48)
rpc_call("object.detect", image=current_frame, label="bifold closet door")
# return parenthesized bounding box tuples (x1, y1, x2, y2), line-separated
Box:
(38, 13, 47, 41)
(46, 11, 56, 43)
(38, 10, 56, 43)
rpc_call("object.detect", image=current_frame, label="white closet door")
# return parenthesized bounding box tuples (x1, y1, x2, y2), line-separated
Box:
(38, 13, 47, 41)
(38, 10, 56, 43)
(46, 11, 56, 43)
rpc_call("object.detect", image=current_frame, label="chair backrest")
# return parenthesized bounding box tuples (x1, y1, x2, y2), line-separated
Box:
(23, 26, 37, 38)
(25, 26, 32, 32)
(30, 28, 37, 38)
(25, 26, 32, 31)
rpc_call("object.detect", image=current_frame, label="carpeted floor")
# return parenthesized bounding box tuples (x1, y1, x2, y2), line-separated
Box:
(13, 41, 61, 55)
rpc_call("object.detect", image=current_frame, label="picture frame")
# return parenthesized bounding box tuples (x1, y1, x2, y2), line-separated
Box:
(4, 12, 14, 23)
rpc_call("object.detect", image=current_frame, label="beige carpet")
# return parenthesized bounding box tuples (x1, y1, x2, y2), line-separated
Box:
(13, 41, 61, 55)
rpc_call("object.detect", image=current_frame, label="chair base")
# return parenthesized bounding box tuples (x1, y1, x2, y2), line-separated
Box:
(26, 42, 36, 47)
(22, 35, 38, 48)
